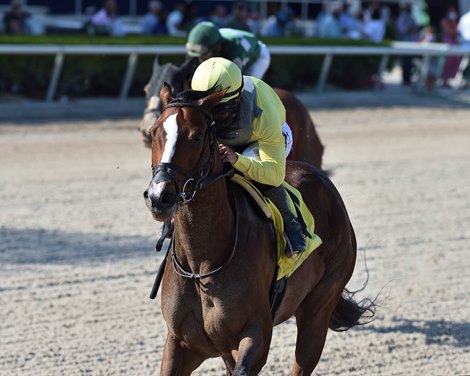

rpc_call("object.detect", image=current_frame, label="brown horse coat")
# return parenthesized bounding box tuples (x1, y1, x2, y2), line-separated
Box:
(143, 85, 373, 375)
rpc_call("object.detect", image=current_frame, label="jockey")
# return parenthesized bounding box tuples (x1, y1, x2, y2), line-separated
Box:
(191, 57, 306, 256)
(185, 21, 271, 79)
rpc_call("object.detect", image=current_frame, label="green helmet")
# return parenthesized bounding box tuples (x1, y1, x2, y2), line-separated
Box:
(191, 57, 243, 103)
(186, 22, 222, 57)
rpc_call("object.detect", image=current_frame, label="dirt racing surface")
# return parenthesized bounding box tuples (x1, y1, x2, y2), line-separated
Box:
(1, 88, 469, 375)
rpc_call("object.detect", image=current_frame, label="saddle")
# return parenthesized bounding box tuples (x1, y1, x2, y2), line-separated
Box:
(230, 174, 322, 281)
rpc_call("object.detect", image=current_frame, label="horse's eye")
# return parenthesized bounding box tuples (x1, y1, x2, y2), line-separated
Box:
(192, 133, 203, 143)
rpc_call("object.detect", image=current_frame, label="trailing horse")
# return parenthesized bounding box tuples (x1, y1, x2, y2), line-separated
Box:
(143, 84, 374, 375)
(140, 57, 325, 169)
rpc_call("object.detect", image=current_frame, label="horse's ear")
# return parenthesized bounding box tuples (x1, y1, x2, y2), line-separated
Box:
(153, 56, 161, 69)
(198, 88, 228, 110)
(160, 82, 173, 107)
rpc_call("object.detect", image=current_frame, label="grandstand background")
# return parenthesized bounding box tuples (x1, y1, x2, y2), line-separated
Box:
(0, 0, 466, 27)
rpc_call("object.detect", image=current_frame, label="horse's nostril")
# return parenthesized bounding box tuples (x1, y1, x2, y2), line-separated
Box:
(160, 191, 177, 208)
(144, 186, 176, 211)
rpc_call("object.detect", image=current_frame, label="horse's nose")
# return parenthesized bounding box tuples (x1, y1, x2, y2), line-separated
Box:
(143, 189, 153, 206)
(144, 183, 178, 211)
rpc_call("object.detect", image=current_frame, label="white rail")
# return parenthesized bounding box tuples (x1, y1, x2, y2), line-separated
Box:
(0, 42, 469, 101)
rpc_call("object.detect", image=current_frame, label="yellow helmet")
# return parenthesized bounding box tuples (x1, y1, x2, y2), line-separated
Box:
(191, 57, 243, 103)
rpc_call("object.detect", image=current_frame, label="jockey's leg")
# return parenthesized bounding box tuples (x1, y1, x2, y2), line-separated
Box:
(240, 139, 304, 256)
(244, 42, 271, 80)
(265, 185, 306, 256)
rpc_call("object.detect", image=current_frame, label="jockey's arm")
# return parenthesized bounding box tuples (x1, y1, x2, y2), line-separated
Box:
(233, 80, 287, 187)
(233, 138, 286, 187)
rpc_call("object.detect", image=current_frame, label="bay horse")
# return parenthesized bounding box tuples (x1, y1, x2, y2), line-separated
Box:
(143, 83, 374, 375)
(140, 57, 324, 169)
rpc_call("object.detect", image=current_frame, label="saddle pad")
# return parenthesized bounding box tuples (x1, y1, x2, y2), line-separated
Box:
(230, 175, 322, 280)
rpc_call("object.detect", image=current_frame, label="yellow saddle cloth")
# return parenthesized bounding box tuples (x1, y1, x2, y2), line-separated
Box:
(230, 174, 323, 280)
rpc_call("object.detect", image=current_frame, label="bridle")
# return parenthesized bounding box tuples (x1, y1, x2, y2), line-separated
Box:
(152, 101, 233, 205)
(151, 100, 239, 281)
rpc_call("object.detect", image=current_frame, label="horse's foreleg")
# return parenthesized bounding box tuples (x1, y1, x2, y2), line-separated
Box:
(233, 324, 272, 376)
(160, 333, 205, 376)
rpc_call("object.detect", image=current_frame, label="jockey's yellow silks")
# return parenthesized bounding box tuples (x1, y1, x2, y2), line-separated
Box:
(192, 58, 287, 187)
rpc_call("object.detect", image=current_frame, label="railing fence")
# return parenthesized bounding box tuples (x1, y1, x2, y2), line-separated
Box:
(0, 42, 469, 102)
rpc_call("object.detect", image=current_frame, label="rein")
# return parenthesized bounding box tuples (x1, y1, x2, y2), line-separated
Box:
(170, 188, 239, 279)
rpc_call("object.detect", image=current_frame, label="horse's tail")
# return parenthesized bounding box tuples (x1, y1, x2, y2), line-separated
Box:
(329, 288, 376, 332)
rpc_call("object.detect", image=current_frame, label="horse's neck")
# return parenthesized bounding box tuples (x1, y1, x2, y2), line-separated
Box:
(174, 180, 235, 271)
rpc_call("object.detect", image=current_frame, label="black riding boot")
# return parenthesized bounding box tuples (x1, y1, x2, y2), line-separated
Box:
(265, 185, 306, 257)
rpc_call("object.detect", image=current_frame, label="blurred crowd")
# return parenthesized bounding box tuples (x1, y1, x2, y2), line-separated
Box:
(2, 0, 470, 87)
(2, 0, 470, 45)
(2, 0, 32, 34)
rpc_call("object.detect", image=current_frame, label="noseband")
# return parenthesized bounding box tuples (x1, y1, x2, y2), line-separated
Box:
(152, 101, 232, 204)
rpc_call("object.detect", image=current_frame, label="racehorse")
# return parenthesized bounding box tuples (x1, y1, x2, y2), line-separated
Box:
(143, 83, 374, 375)
(140, 57, 325, 169)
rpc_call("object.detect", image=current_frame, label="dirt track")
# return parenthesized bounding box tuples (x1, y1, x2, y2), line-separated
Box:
(1, 91, 469, 375)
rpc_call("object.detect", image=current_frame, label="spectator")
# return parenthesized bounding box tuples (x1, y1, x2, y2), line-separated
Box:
(181, 2, 199, 32)
(247, 8, 262, 35)
(263, 11, 287, 37)
(141, 0, 166, 35)
(166, 2, 187, 36)
(339, 3, 363, 40)
(3, 0, 30, 35)
(420, 25, 438, 91)
(186, 21, 270, 79)
(457, 9, 470, 86)
(316, 1, 331, 26)
(458, 8, 470, 43)
(91, 0, 126, 36)
(225, 2, 251, 32)
(284, 8, 303, 37)
(362, 7, 385, 42)
(264, 8, 302, 37)
(411, 0, 430, 29)
(440, 6, 461, 87)
(396, 3, 419, 85)
(208, 4, 227, 28)
(316, 5, 342, 39)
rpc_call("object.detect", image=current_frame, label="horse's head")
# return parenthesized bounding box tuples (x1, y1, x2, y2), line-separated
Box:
(143, 83, 229, 221)
(140, 57, 197, 147)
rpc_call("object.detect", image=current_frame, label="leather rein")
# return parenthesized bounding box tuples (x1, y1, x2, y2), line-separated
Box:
(154, 101, 239, 280)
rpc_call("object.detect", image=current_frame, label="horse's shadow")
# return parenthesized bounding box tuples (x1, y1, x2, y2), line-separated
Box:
(0, 226, 158, 266)
(357, 317, 470, 348)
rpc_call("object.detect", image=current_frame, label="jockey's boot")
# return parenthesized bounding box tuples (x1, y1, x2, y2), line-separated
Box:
(265, 185, 306, 257)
